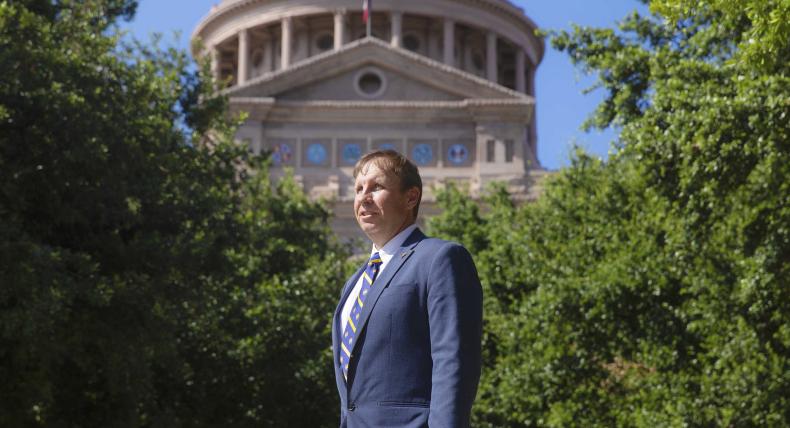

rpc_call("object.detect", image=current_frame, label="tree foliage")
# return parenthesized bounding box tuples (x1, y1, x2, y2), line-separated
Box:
(0, 1, 349, 426)
(429, 1, 789, 426)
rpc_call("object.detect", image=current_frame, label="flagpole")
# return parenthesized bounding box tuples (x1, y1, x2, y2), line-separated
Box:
(366, 10, 371, 38)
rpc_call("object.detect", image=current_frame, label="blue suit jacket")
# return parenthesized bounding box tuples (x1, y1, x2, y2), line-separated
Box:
(332, 228, 483, 428)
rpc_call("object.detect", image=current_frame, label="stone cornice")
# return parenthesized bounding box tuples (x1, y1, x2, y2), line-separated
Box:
(270, 98, 533, 108)
(230, 97, 534, 124)
(227, 97, 275, 118)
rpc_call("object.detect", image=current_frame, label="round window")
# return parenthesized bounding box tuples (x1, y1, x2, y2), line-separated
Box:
(342, 143, 363, 164)
(412, 144, 433, 165)
(354, 68, 387, 98)
(272, 143, 293, 166)
(447, 144, 469, 165)
(403, 34, 420, 51)
(359, 73, 382, 94)
(306, 143, 328, 165)
(316, 34, 333, 51)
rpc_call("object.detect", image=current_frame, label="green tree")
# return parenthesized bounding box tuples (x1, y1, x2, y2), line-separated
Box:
(430, 1, 789, 426)
(0, 1, 347, 426)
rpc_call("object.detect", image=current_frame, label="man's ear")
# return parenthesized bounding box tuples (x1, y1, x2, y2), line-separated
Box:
(405, 187, 420, 209)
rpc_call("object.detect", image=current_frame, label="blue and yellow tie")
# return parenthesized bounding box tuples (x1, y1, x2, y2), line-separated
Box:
(341, 252, 383, 380)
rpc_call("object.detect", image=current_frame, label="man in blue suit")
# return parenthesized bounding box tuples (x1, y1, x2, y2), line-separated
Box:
(332, 150, 483, 427)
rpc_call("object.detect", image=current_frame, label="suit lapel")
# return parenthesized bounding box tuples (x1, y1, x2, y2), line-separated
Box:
(349, 229, 424, 357)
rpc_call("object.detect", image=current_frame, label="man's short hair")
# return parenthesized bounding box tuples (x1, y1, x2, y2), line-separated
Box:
(353, 150, 423, 218)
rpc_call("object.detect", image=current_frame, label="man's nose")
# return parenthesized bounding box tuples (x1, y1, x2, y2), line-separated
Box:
(356, 188, 372, 201)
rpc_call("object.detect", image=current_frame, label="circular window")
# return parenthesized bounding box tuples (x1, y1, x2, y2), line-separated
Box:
(447, 144, 469, 165)
(272, 143, 293, 166)
(403, 34, 420, 52)
(306, 143, 328, 165)
(412, 144, 433, 165)
(353, 67, 387, 98)
(359, 73, 382, 93)
(316, 33, 333, 52)
(342, 143, 363, 164)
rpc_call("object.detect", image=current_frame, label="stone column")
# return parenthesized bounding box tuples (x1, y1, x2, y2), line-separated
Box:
(443, 19, 454, 66)
(390, 11, 402, 48)
(281, 16, 292, 69)
(334, 10, 346, 50)
(515, 48, 526, 93)
(211, 46, 221, 84)
(237, 28, 249, 84)
(527, 65, 538, 161)
(486, 31, 497, 82)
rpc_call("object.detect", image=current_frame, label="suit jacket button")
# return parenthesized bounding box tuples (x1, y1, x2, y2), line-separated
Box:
(348, 403, 356, 412)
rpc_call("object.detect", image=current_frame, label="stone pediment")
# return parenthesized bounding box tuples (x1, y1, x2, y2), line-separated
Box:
(223, 37, 530, 103)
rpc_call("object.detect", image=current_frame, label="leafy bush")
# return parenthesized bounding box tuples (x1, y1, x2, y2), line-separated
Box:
(428, 1, 789, 426)
(0, 1, 350, 426)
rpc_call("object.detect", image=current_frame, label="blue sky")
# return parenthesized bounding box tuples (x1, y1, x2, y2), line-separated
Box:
(124, 0, 648, 170)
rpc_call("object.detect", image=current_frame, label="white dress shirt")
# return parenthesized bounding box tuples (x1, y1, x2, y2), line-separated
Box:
(340, 224, 418, 335)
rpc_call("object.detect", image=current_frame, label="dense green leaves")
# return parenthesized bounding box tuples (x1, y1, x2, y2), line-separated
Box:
(429, 1, 789, 426)
(0, 1, 348, 426)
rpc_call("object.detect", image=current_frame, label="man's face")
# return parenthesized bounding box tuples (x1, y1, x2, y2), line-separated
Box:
(353, 163, 417, 248)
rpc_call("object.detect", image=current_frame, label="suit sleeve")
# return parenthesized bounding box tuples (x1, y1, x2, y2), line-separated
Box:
(426, 243, 483, 427)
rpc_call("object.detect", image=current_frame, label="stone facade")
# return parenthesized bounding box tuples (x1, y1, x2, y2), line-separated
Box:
(192, 0, 545, 246)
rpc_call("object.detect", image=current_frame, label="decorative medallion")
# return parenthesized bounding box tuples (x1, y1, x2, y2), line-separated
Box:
(412, 143, 433, 165)
(272, 143, 293, 166)
(342, 143, 362, 165)
(447, 144, 469, 165)
(306, 143, 328, 165)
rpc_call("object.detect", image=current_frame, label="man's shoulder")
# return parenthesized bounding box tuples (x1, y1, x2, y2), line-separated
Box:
(414, 235, 471, 257)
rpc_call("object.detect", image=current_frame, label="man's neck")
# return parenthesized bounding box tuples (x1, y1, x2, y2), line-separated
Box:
(373, 222, 416, 251)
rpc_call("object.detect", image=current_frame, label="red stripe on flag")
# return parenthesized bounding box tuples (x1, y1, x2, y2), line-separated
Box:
(362, 0, 370, 23)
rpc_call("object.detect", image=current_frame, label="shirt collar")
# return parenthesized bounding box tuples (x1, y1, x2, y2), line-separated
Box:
(372, 224, 418, 260)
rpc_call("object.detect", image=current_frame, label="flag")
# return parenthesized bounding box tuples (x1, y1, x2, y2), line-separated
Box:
(362, 0, 371, 23)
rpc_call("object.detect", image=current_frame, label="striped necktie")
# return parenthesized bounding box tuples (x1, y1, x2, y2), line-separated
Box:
(340, 252, 383, 380)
